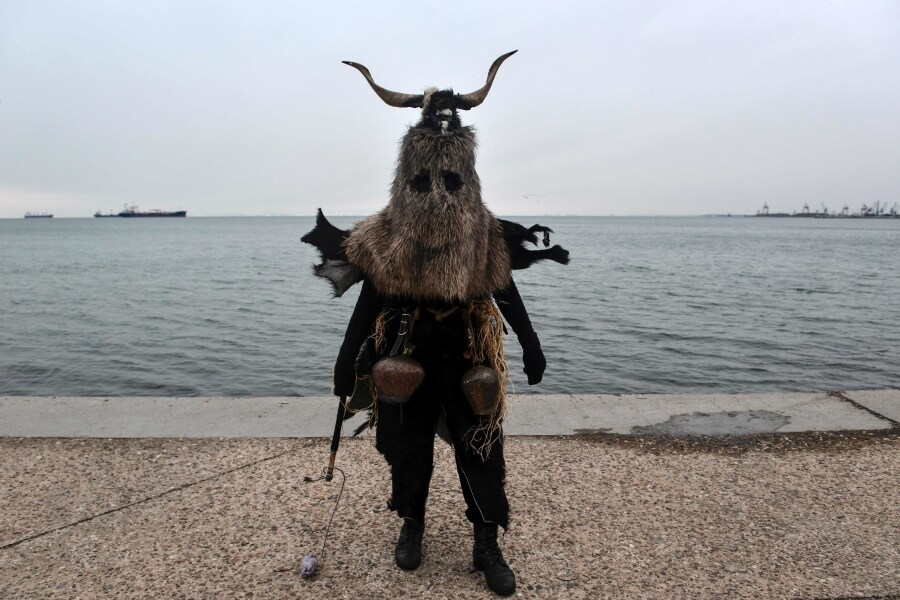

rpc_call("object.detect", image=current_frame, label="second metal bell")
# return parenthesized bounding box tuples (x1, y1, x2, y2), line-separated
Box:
(460, 366, 500, 416)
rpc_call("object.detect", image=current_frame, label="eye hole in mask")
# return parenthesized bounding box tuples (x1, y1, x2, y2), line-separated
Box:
(442, 171, 463, 193)
(410, 170, 430, 193)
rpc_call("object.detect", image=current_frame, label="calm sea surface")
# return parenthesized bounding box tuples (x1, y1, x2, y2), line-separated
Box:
(1, 216, 898, 396)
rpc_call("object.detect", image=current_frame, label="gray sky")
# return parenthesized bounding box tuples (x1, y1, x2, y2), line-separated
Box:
(1, 1, 898, 218)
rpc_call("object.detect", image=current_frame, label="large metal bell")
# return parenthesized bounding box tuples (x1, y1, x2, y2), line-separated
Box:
(372, 355, 425, 404)
(460, 366, 500, 416)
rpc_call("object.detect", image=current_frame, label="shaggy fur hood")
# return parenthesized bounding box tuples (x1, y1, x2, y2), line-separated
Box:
(344, 124, 511, 304)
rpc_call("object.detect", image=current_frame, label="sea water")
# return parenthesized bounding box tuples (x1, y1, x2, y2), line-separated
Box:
(1, 216, 898, 396)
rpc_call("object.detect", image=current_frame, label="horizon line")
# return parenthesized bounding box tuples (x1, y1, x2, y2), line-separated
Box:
(3, 213, 756, 219)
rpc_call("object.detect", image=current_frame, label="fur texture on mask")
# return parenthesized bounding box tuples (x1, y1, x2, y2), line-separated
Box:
(345, 124, 511, 304)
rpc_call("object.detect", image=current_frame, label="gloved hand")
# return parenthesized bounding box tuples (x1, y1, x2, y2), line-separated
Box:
(333, 366, 355, 398)
(520, 335, 546, 385)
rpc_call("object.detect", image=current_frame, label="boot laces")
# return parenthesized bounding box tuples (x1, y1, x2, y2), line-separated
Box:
(475, 529, 507, 568)
(399, 519, 423, 544)
(482, 545, 507, 568)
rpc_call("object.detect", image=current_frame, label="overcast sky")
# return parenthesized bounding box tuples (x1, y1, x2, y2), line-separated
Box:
(1, 1, 898, 218)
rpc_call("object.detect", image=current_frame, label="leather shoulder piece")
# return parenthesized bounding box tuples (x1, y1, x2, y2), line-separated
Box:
(301, 209, 363, 297)
(498, 218, 570, 270)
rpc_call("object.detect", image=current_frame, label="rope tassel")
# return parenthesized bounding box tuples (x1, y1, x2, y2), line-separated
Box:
(465, 299, 510, 459)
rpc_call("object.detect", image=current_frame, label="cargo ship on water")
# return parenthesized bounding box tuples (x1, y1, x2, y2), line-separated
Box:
(95, 204, 187, 218)
(24, 212, 53, 218)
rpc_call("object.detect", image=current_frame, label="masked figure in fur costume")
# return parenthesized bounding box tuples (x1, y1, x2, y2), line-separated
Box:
(302, 51, 568, 596)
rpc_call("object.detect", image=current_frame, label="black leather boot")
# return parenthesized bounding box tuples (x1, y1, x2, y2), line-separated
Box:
(394, 518, 424, 570)
(473, 522, 516, 596)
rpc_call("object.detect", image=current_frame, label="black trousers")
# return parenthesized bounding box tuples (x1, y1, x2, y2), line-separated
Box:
(374, 317, 509, 530)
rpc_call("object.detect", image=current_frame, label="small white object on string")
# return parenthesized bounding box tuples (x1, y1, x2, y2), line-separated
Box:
(300, 554, 318, 578)
(299, 466, 346, 581)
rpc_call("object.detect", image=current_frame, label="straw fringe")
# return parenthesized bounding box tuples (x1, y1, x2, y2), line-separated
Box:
(373, 309, 391, 354)
(464, 298, 509, 459)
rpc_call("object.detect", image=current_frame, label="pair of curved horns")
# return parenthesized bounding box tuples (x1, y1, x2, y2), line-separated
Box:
(342, 50, 517, 111)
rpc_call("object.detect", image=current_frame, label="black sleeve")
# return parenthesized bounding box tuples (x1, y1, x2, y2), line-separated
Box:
(493, 278, 546, 385)
(333, 278, 382, 397)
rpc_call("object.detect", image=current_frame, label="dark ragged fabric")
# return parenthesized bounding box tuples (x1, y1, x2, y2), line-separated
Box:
(498, 219, 571, 270)
(375, 313, 510, 529)
(300, 209, 362, 297)
(333, 279, 383, 398)
(301, 208, 348, 261)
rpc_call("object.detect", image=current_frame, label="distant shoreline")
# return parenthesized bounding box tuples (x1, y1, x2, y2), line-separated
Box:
(10, 213, 898, 220)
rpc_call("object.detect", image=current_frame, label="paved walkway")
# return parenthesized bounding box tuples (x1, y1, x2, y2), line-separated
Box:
(1, 390, 898, 438)
(1, 392, 898, 599)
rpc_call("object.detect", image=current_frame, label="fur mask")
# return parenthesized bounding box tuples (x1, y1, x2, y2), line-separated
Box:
(340, 54, 519, 304)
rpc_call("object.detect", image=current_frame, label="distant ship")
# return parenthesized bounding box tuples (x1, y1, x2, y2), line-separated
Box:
(24, 212, 53, 218)
(95, 204, 187, 218)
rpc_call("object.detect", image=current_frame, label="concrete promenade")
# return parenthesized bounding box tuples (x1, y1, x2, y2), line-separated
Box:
(2, 390, 898, 438)
(1, 391, 898, 599)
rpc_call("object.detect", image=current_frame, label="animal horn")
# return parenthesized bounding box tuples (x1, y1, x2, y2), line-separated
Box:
(342, 61, 424, 108)
(455, 50, 517, 110)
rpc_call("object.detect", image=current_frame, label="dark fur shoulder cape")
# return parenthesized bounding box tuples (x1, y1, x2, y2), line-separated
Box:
(301, 209, 569, 298)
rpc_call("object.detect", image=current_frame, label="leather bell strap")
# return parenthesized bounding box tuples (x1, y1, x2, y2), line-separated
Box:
(389, 312, 412, 357)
